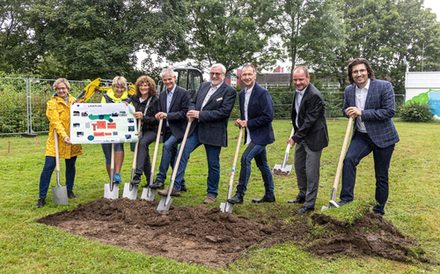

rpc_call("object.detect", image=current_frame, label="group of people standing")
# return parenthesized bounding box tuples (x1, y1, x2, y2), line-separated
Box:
(36, 58, 399, 217)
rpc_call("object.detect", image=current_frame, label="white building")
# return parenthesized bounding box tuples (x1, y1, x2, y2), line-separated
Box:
(405, 71, 440, 101)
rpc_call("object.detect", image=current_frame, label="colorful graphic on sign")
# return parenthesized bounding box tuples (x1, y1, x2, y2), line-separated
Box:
(70, 103, 139, 144)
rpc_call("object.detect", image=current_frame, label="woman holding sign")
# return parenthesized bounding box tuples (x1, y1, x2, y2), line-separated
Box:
(37, 78, 82, 208)
(128, 75, 159, 186)
(101, 76, 130, 184)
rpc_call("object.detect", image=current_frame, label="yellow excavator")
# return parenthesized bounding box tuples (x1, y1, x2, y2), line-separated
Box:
(76, 78, 136, 103)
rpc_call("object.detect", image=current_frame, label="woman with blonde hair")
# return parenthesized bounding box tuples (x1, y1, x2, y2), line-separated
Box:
(37, 78, 82, 208)
(101, 76, 130, 184)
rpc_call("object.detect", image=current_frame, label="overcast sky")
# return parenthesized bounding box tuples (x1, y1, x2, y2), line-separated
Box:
(424, 0, 440, 20)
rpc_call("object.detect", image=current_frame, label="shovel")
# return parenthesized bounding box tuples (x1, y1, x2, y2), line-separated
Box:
(273, 127, 295, 176)
(156, 120, 192, 213)
(51, 130, 68, 205)
(123, 119, 142, 200)
(322, 117, 354, 211)
(104, 143, 119, 199)
(141, 119, 164, 201)
(220, 127, 244, 213)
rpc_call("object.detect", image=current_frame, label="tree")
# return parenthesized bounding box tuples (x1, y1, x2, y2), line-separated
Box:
(186, 0, 281, 73)
(274, 0, 345, 84)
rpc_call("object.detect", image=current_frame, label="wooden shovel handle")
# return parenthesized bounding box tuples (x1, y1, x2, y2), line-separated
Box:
(227, 127, 244, 199)
(149, 119, 163, 184)
(332, 117, 354, 189)
(53, 129, 61, 186)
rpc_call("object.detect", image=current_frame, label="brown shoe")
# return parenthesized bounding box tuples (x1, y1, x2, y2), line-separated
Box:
(158, 187, 181, 197)
(203, 195, 216, 204)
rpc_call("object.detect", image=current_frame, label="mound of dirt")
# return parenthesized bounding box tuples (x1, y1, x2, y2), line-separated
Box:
(38, 199, 430, 267)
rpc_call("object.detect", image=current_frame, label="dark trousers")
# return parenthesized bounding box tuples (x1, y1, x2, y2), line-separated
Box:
(340, 131, 395, 214)
(134, 130, 156, 184)
(236, 142, 274, 196)
(39, 156, 77, 198)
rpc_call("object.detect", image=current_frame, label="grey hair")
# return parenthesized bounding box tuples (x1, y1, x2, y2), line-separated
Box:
(161, 68, 176, 78)
(53, 78, 71, 90)
(210, 63, 226, 74)
(293, 66, 310, 78)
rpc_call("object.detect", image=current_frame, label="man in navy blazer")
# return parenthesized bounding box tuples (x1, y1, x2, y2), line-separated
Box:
(228, 64, 276, 204)
(288, 66, 329, 214)
(167, 63, 236, 203)
(339, 58, 399, 215)
(150, 68, 190, 191)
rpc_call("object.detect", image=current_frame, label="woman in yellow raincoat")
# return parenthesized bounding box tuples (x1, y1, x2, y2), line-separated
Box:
(37, 78, 82, 208)
(100, 76, 130, 184)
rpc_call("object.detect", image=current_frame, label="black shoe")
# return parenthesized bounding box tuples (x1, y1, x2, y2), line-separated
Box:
(131, 175, 141, 186)
(297, 206, 314, 215)
(372, 205, 385, 216)
(287, 197, 305, 204)
(36, 198, 46, 208)
(252, 195, 275, 203)
(181, 185, 187, 192)
(337, 200, 351, 207)
(67, 191, 76, 199)
(227, 193, 244, 204)
(149, 181, 164, 189)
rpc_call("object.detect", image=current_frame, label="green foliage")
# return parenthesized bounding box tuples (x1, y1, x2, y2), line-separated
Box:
(399, 102, 433, 122)
(187, 0, 281, 72)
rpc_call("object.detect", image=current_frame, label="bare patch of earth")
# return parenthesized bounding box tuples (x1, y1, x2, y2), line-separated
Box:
(38, 199, 433, 267)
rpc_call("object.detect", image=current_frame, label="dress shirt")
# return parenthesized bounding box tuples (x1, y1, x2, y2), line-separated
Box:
(244, 85, 254, 144)
(355, 79, 370, 133)
(166, 85, 177, 126)
(294, 86, 306, 127)
(201, 82, 223, 110)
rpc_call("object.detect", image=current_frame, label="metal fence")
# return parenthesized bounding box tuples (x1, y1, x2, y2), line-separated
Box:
(0, 77, 405, 136)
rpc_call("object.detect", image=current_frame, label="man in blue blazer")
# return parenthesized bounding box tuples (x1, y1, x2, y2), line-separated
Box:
(228, 64, 276, 204)
(150, 68, 190, 192)
(339, 58, 399, 215)
(288, 66, 329, 214)
(167, 63, 236, 203)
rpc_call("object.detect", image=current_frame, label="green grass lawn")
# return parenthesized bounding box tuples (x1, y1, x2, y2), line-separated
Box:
(1, 119, 439, 273)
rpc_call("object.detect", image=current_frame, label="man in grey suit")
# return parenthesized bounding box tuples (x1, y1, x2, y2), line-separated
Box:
(170, 63, 236, 203)
(288, 66, 329, 214)
(339, 58, 399, 216)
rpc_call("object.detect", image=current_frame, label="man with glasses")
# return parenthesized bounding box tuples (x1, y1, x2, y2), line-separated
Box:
(161, 63, 236, 204)
(338, 58, 399, 216)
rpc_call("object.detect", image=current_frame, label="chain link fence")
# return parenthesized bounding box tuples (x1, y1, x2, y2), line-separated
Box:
(0, 77, 405, 136)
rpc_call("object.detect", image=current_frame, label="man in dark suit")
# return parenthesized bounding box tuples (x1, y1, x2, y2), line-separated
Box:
(288, 66, 329, 214)
(339, 58, 399, 215)
(228, 64, 275, 204)
(150, 68, 189, 193)
(167, 63, 236, 203)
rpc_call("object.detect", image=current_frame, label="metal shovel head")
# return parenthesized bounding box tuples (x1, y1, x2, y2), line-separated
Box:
(321, 200, 340, 211)
(272, 164, 292, 176)
(156, 195, 173, 214)
(104, 183, 119, 199)
(122, 183, 138, 200)
(52, 185, 68, 205)
(219, 202, 233, 213)
(140, 187, 156, 201)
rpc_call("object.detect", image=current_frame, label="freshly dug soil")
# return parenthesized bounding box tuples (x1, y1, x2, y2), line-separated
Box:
(38, 199, 430, 267)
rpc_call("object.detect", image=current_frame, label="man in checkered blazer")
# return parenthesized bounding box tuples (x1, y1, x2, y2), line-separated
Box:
(338, 58, 399, 216)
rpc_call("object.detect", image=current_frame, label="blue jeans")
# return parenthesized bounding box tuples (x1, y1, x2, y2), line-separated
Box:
(39, 156, 77, 198)
(340, 131, 395, 214)
(236, 142, 274, 196)
(174, 131, 221, 196)
(156, 131, 180, 183)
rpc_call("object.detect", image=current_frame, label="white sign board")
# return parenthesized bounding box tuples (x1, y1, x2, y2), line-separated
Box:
(70, 103, 138, 144)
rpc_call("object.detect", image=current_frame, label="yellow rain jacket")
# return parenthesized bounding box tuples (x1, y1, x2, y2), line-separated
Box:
(45, 94, 82, 159)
